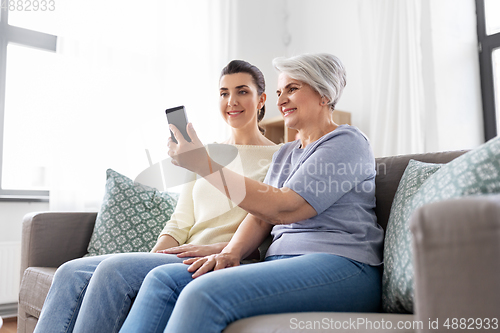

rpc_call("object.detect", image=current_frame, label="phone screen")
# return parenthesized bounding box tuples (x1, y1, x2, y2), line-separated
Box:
(165, 106, 191, 143)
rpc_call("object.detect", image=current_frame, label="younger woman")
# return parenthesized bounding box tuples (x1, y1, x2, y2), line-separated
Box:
(33, 60, 279, 333)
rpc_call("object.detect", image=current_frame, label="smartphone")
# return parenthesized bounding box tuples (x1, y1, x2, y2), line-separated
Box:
(165, 105, 191, 143)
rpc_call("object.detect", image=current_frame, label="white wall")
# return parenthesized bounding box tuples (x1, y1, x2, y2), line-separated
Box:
(227, 0, 286, 119)
(0, 201, 48, 308)
(228, 0, 365, 128)
(286, 0, 366, 131)
(428, 0, 483, 151)
(230, 0, 483, 152)
(0, 201, 49, 243)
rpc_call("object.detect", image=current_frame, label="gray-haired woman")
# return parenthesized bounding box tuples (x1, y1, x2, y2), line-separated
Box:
(119, 53, 384, 333)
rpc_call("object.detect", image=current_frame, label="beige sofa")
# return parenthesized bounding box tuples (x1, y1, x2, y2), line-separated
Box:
(18, 150, 500, 333)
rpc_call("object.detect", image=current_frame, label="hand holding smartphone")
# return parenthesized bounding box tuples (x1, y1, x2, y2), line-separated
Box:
(165, 105, 191, 143)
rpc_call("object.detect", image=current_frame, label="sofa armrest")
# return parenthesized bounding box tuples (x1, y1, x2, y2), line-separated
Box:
(20, 212, 98, 277)
(410, 195, 500, 332)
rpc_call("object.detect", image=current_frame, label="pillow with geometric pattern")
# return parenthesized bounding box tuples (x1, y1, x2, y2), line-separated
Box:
(382, 160, 443, 313)
(85, 169, 178, 257)
(383, 135, 500, 313)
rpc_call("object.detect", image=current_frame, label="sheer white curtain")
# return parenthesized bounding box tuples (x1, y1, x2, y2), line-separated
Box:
(48, 0, 229, 211)
(360, 0, 426, 157)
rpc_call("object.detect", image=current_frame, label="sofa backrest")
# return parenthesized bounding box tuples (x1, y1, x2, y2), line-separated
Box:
(374, 150, 468, 231)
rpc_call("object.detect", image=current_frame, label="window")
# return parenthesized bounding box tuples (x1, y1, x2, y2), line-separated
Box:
(476, 0, 500, 140)
(0, 2, 226, 207)
(0, 6, 56, 200)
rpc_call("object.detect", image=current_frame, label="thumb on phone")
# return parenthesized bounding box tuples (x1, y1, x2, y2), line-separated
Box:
(169, 124, 184, 143)
(186, 123, 200, 143)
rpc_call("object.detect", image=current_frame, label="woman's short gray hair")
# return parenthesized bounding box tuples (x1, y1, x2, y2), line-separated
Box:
(272, 53, 346, 110)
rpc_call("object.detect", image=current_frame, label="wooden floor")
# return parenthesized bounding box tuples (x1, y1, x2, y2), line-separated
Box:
(0, 317, 17, 333)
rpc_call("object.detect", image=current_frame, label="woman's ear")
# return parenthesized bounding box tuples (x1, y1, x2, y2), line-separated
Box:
(320, 96, 329, 106)
(258, 92, 267, 109)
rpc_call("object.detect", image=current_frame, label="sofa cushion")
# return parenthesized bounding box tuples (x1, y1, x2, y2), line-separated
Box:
(383, 136, 500, 313)
(86, 169, 178, 256)
(19, 267, 57, 319)
(224, 312, 416, 333)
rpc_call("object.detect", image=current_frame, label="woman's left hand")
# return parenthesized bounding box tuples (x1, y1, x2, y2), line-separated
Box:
(183, 252, 241, 278)
(168, 123, 210, 175)
(156, 242, 228, 258)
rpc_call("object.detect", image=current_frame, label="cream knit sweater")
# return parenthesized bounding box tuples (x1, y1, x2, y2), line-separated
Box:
(160, 144, 281, 245)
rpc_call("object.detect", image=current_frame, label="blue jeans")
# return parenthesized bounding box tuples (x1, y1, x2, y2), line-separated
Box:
(33, 253, 186, 333)
(119, 253, 382, 333)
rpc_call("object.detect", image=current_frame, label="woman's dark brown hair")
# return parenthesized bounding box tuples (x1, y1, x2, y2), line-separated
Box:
(220, 60, 266, 134)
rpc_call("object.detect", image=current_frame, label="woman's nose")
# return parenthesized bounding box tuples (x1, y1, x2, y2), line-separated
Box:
(277, 94, 287, 106)
(228, 95, 238, 106)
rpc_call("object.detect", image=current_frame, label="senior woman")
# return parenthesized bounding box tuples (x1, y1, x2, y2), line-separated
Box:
(119, 53, 384, 333)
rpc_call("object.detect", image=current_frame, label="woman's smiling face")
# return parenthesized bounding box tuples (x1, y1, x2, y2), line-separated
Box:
(219, 73, 264, 130)
(276, 73, 323, 130)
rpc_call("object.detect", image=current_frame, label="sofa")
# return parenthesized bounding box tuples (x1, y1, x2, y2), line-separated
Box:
(18, 149, 500, 333)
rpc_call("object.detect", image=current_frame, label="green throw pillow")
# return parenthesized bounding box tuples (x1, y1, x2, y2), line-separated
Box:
(383, 135, 500, 313)
(86, 169, 178, 256)
(382, 160, 443, 313)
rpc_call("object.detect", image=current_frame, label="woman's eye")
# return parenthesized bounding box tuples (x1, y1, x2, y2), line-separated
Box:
(220, 92, 228, 97)
(239, 90, 247, 95)
(289, 87, 297, 93)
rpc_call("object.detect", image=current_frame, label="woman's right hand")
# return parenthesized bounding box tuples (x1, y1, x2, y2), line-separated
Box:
(183, 252, 241, 278)
(168, 123, 211, 176)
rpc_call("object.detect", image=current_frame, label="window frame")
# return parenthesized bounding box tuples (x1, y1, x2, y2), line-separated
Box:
(476, 0, 500, 141)
(0, 8, 56, 201)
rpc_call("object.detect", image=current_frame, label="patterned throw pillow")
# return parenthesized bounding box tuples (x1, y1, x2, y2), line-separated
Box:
(382, 160, 442, 313)
(383, 136, 500, 313)
(86, 169, 178, 256)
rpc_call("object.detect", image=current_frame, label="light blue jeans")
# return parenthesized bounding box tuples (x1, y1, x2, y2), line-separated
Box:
(33, 253, 186, 333)
(119, 253, 382, 333)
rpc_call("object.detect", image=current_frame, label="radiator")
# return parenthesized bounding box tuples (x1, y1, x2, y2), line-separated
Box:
(0, 242, 21, 304)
